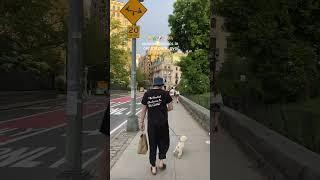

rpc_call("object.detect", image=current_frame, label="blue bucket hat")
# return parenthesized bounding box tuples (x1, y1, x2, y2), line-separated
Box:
(153, 77, 164, 86)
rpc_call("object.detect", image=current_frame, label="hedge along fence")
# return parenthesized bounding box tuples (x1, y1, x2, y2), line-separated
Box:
(183, 93, 210, 110)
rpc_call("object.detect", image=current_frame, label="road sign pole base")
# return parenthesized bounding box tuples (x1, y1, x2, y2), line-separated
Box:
(57, 169, 93, 180)
(127, 114, 139, 132)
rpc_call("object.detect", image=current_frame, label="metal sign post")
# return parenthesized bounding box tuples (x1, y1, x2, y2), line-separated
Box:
(120, 0, 147, 132)
(127, 36, 138, 131)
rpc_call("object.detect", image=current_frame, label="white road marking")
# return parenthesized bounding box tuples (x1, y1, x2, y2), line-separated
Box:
(49, 157, 64, 168)
(0, 148, 11, 156)
(0, 128, 18, 134)
(83, 129, 100, 136)
(0, 147, 46, 167)
(0, 109, 63, 124)
(0, 107, 107, 146)
(110, 120, 127, 135)
(0, 99, 100, 124)
(11, 147, 56, 167)
(49, 148, 97, 168)
(9, 128, 42, 137)
(110, 101, 130, 107)
(82, 151, 102, 169)
(111, 108, 127, 115)
(0, 124, 66, 146)
(135, 108, 142, 115)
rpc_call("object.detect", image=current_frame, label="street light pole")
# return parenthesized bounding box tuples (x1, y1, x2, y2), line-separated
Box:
(58, 0, 90, 179)
(127, 36, 139, 132)
(84, 66, 88, 98)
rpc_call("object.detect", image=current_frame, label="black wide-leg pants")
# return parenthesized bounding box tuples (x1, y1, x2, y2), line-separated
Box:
(147, 124, 170, 167)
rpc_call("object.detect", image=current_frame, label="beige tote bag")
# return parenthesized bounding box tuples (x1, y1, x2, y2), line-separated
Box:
(137, 133, 148, 154)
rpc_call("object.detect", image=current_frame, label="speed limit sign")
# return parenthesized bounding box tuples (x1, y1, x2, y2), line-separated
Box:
(127, 25, 140, 38)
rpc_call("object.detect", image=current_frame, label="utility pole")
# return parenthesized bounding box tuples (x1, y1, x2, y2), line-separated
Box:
(58, 0, 90, 179)
(120, 0, 147, 132)
(127, 36, 139, 132)
(84, 66, 88, 98)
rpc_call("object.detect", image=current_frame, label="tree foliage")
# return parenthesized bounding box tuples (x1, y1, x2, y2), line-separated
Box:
(168, 0, 210, 53)
(216, 0, 320, 103)
(178, 50, 209, 94)
(169, 0, 210, 95)
(83, 16, 106, 84)
(110, 20, 130, 87)
(0, 0, 67, 74)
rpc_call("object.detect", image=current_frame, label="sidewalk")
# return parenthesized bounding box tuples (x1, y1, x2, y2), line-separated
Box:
(110, 102, 210, 180)
(110, 102, 264, 180)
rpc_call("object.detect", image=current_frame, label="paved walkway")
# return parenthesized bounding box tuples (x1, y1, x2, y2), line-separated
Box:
(110, 102, 264, 180)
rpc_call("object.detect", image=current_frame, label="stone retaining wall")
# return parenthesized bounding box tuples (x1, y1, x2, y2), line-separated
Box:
(179, 96, 210, 132)
(221, 106, 320, 180)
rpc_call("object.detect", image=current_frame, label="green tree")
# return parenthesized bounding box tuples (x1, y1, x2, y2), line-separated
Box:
(110, 20, 130, 87)
(0, 0, 67, 74)
(178, 50, 209, 94)
(168, 0, 210, 95)
(215, 0, 320, 102)
(168, 0, 210, 53)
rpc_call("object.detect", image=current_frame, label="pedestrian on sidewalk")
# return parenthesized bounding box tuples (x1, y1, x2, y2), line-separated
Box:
(169, 87, 175, 99)
(139, 77, 173, 175)
(212, 87, 223, 134)
(175, 90, 180, 103)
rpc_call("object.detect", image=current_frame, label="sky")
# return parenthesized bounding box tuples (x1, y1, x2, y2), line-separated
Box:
(119, 0, 176, 55)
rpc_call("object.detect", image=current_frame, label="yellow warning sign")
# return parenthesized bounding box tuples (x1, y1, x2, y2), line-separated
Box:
(128, 25, 140, 38)
(120, 0, 147, 25)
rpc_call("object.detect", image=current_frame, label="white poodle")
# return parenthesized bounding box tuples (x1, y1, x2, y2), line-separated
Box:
(173, 136, 188, 159)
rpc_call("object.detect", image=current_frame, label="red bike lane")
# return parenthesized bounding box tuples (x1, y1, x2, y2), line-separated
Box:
(0, 98, 108, 146)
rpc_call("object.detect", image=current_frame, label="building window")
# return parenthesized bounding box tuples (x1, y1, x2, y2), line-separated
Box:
(176, 67, 178, 71)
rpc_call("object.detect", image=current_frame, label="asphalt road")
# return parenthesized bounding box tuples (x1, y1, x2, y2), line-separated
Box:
(0, 92, 143, 180)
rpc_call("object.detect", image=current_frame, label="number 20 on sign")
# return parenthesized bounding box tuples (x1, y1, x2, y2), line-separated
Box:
(128, 25, 140, 38)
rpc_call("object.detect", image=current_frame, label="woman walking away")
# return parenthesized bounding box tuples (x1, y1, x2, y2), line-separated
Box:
(139, 77, 173, 175)
(212, 87, 223, 133)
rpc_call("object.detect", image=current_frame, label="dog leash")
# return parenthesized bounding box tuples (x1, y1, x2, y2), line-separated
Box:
(169, 126, 178, 136)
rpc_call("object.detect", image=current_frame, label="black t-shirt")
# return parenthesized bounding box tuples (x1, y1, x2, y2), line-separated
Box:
(141, 89, 173, 127)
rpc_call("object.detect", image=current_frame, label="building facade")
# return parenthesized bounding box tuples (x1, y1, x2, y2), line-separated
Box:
(151, 52, 183, 89)
(139, 42, 171, 82)
(138, 42, 186, 89)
